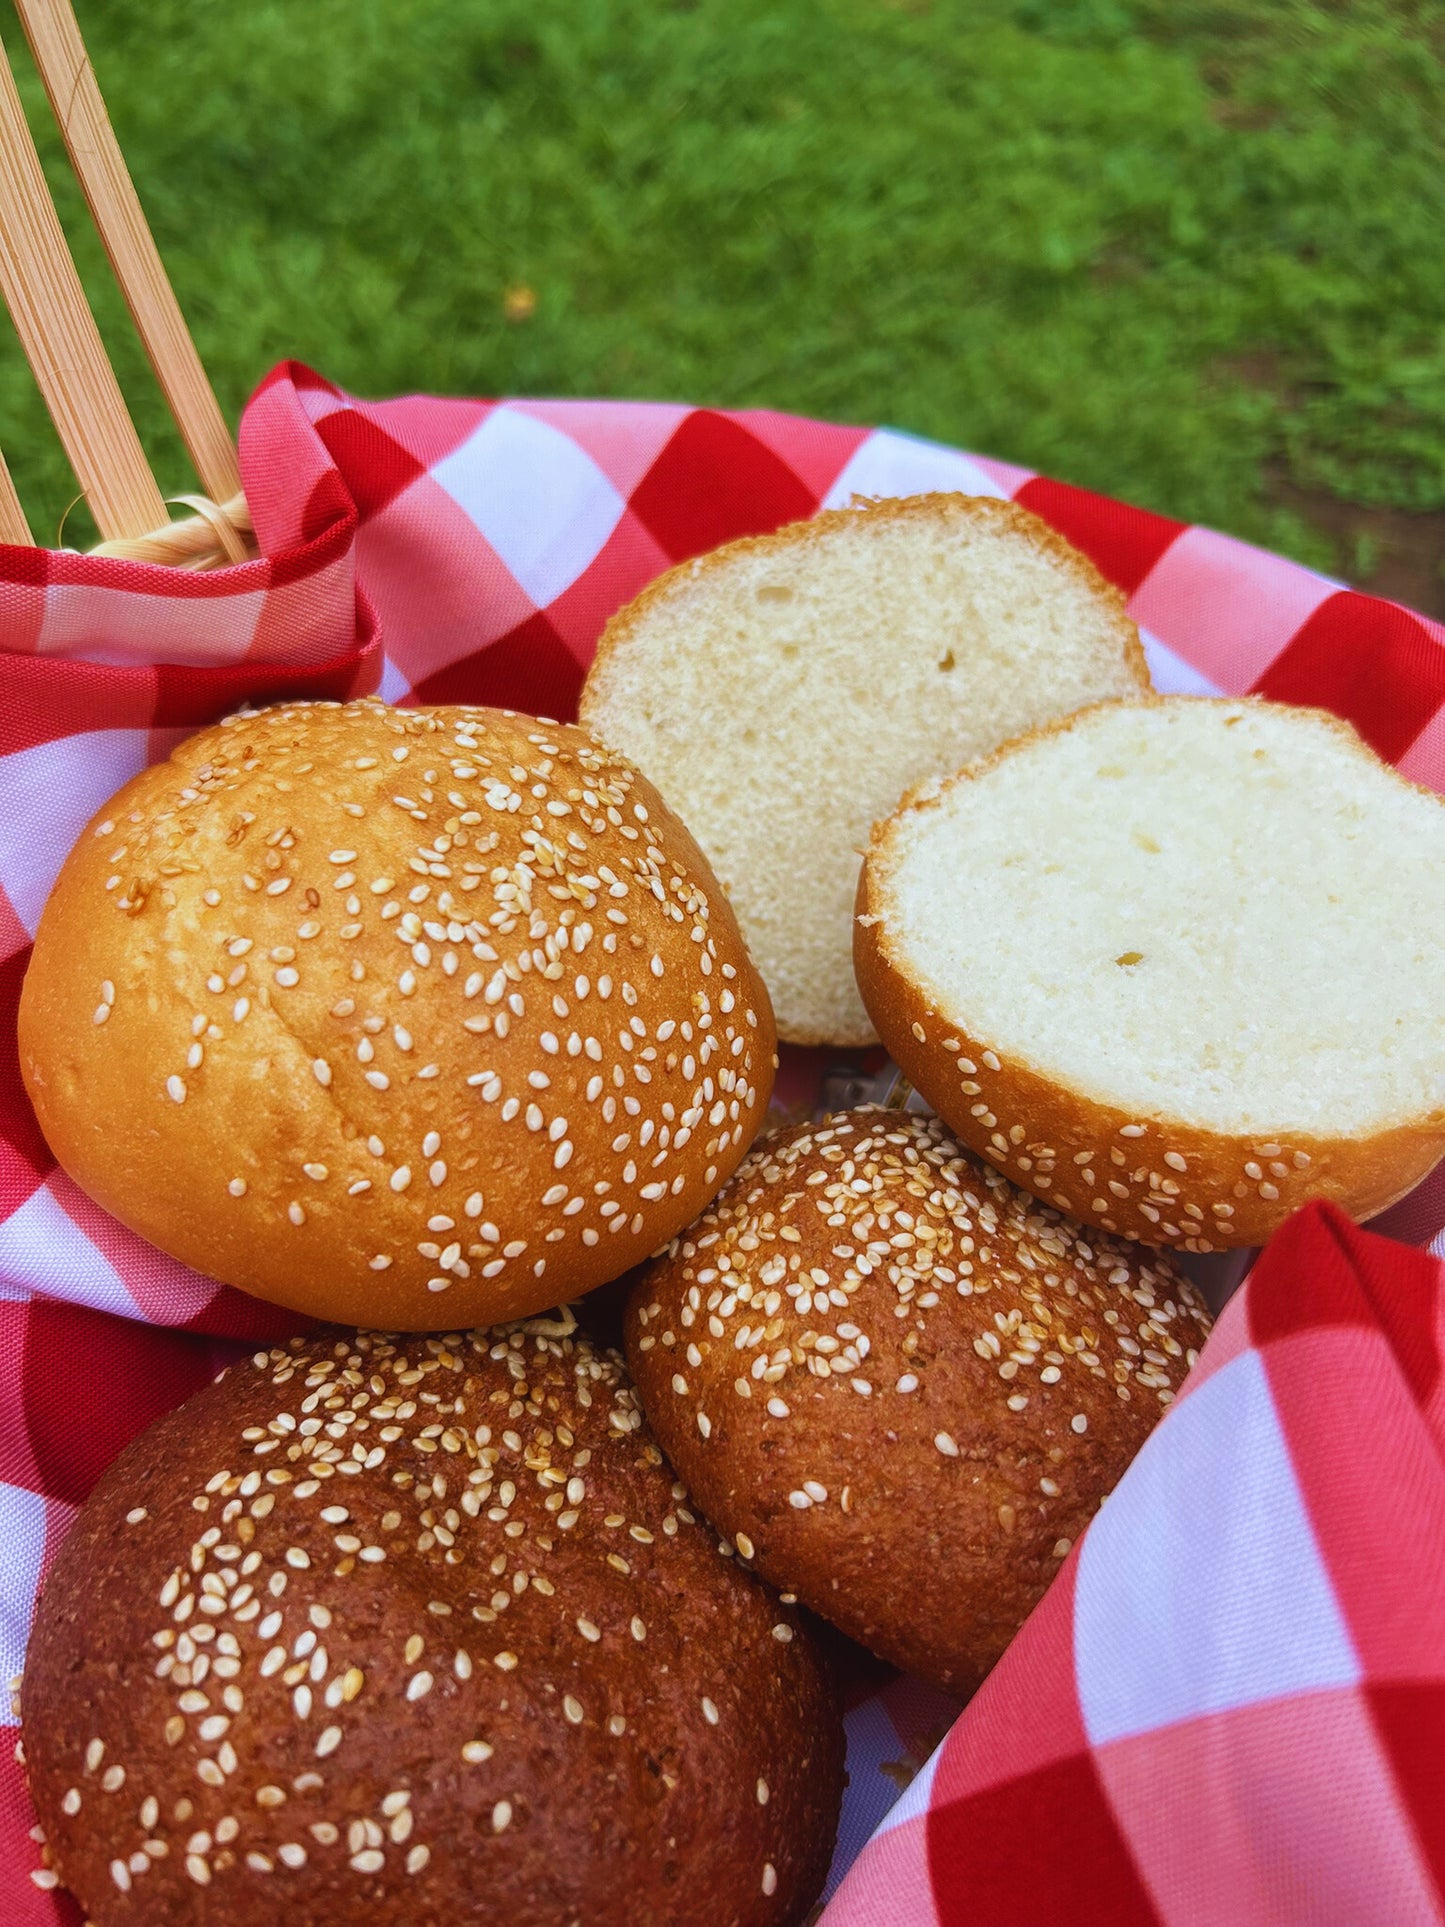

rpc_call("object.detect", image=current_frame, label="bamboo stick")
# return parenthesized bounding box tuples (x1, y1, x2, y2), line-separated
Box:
(0, 441, 33, 543)
(14, 0, 241, 505)
(0, 31, 164, 539)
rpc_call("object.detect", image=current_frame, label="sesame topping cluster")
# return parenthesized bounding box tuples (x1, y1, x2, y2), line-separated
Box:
(29, 1320, 804, 1907)
(634, 1110, 1207, 1471)
(83, 700, 770, 1309)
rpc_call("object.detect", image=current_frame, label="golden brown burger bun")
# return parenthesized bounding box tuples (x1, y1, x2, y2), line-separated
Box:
(24, 1320, 843, 1925)
(626, 1108, 1211, 1694)
(19, 700, 776, 1328)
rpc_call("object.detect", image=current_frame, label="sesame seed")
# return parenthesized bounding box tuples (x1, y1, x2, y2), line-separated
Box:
(312, 1059, 332, 1087)
(701, 1697, 720, 1724)
(1071, 1413, 1089, 1433)
(935, 1432, 960, 1457)
(762, 1863, 778, 1896)
(492, 1801, 513, 1833)
(407, 1672, 433, 1701)
(166, 1075, 187, 1103)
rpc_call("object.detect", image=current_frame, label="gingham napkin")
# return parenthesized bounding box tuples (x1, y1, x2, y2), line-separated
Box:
(2, 368, 1443, 1923)
(823, 1202, 1445, 1926)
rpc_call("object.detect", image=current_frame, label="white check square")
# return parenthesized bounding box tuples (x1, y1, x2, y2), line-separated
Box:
(1075, 1347, 1360, 1745)
(432, 405, 626, 608)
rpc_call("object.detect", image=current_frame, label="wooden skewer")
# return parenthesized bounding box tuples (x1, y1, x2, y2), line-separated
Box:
(0, 30, 164, 539)
(14, 0, 241, 506)
(0, 440, 33, 543)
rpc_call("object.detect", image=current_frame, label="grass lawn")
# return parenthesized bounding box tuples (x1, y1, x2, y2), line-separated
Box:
(3, 0, 1442, 608)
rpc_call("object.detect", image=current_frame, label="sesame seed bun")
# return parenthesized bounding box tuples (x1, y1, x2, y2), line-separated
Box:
(855, 697, 1445, 1249)
(625, 1109, 1211, 1693)
(23, 1321, 843, 1925)
(18, 700, 776, 1328)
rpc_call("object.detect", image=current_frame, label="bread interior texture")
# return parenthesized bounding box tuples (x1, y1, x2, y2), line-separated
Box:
(879, 700, 1445, 1135)
(585, 499, 1144, 1043)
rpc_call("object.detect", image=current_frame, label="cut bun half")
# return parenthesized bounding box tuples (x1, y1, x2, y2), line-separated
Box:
(856, 696, 1445, 1249)
(581, 492, 1151, 1045)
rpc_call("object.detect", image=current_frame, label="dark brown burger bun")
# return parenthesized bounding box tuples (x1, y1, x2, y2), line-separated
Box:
(625, 1108, 1212, 1694)
(23, 1321, 841, 1926)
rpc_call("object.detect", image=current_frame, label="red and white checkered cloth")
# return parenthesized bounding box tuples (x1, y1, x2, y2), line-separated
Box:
(823, 1203, 1445, 1926)
(1, 362, 1443, 1922)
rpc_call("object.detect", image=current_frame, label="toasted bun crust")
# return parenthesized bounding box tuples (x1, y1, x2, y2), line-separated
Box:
(19, 700, 775, 1327)
(582, 492, 1151, 1047)
(855, 697, 1445, 1250)
(24, 1322, 842, 1926)
(626, 1109, 1210, 1693)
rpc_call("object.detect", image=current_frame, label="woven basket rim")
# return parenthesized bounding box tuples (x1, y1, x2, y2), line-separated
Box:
(85, 490, 255, 571)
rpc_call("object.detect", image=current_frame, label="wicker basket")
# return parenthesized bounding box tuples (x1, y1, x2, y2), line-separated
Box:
(88, 490, 256, 569)
(0, 0, 254, 572)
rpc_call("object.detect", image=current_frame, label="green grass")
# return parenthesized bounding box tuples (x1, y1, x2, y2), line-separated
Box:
(3, 0, 1442, 593)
